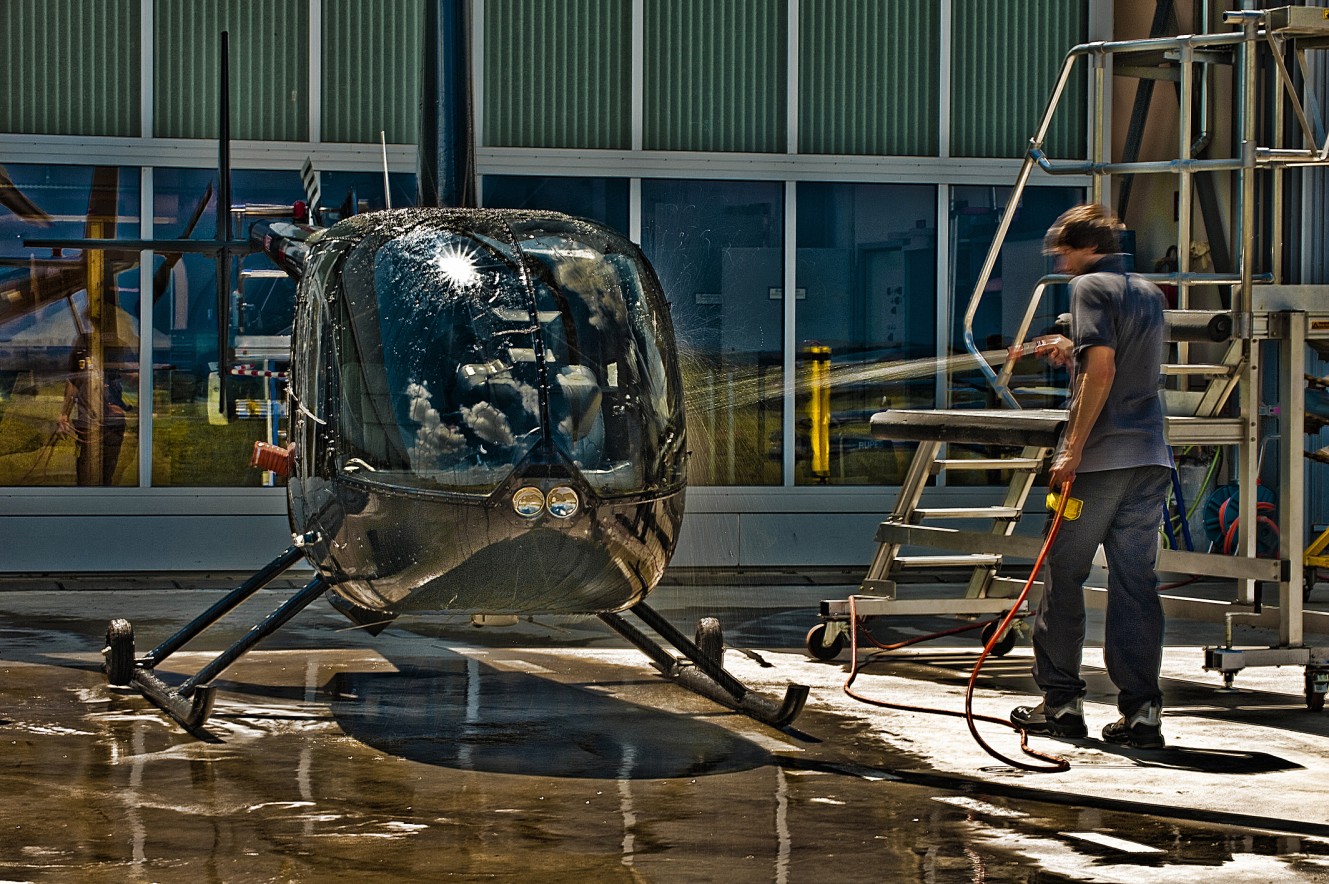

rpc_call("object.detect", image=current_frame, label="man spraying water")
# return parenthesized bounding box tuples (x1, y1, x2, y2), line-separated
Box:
(1010, 204, 1173, 750)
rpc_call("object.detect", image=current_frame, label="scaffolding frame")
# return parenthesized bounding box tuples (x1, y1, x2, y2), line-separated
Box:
(813, 6, 1329, 707)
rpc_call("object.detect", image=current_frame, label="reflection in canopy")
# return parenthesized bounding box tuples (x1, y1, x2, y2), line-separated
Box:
(315, 211, 684, 498)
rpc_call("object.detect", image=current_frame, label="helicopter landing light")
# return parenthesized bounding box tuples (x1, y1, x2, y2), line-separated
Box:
(512, 486, 545, 517)
(545, 486, 579, 519)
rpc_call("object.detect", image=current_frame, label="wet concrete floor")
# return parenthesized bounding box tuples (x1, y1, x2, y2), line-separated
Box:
(2, 576, 1329, 882)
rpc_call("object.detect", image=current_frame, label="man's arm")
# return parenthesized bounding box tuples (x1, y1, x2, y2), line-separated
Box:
(1049, 344, 1115, 491)
(56, 379, 77, 438)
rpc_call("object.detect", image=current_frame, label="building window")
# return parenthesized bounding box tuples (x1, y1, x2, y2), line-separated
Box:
(0, 164, 141, 486)
(482, 176, 630, 234)
(794, 182, 937, 485)
(151, 167, 303, 486)
(641, 179, 783, 486)
(947, 183, 1082, 483)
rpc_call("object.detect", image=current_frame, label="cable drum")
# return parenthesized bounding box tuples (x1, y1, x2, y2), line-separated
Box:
(1202, 482, 1279, 556)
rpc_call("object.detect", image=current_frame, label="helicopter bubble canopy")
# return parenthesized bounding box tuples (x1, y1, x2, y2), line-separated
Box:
(296, 209, 686, 500)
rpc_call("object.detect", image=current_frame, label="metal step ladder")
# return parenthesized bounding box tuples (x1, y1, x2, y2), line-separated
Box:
(860, 441, 1048, 602)
(806, 409, 1068, 661)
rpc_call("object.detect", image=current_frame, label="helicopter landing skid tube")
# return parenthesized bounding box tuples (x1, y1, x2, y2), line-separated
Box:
(102, 548, 328, 731)
(600, 602, 809, 728)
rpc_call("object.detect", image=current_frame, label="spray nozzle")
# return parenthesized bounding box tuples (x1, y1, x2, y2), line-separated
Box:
(1008, 334, 1072, 365)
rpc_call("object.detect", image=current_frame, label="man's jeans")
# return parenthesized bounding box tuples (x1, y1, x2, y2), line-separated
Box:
(1031, 464, 1172, 716)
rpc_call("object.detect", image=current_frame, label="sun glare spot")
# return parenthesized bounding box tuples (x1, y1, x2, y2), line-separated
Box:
(434, 244, 480, 288)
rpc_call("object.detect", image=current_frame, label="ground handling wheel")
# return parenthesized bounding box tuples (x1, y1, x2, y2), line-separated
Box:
(981, 620, 1018, 657)
(103, 618, 135, 686)
(805, 622, 846, 661)
(694, 617, 724, 666)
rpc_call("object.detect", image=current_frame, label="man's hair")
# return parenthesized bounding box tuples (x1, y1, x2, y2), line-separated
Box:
(1043, 203, 1122, 255)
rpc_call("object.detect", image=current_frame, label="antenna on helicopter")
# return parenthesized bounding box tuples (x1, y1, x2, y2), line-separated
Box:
(380, 130, 392, 210)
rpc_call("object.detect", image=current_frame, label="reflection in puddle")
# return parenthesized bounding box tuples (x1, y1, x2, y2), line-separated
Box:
(775, 765, 790, 884)
(617, 741, 637, 867)
(1, 639, 1327, 880)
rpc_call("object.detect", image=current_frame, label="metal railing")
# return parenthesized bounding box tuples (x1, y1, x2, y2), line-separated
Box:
(965, 7, 1329, 408)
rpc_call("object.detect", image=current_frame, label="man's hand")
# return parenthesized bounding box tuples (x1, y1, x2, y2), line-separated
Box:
(1048, 447, 1080, 492)
(1030, 334, 1072, 367)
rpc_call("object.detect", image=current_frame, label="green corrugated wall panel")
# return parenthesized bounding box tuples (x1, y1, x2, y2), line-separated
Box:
(155, 0, 308, 141)
(799, 0, 937, 156)
(484, 0, 629, 149)
(951, 0, 1086, 159)
(644, 0, 786, 152)
(323, 0, 422, 144)
(0, 0, 139, 136)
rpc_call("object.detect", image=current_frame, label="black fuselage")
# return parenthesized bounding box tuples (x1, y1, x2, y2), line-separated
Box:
(279, 208, 687, 615)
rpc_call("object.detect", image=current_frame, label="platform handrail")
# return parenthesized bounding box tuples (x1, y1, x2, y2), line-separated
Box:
(960, 12, 1329, 412)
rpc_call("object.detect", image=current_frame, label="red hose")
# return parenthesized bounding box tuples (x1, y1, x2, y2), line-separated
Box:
(843, 487, 1073, 773)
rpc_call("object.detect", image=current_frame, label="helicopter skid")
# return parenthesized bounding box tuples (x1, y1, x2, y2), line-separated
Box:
(130, 667, 217, 731)
(670, 665, 810, 729)
(101, 548, 808, 735)
(599, 603, 809, 729)
(101, 553, 331, 732)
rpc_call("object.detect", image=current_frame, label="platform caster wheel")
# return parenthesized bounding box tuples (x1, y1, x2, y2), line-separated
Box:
(103, 618, 135, 686)
(694, 617, 724, 666)
(805, 623, 846, 661)
(981, 621, 1017, 657)
(1305, 570, 1318, 602)
(1307, 670, 1327, 712)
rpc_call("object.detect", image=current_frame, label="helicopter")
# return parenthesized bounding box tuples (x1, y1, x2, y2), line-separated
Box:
(22, 15, 808, 734)
(91, 205, 806, 733)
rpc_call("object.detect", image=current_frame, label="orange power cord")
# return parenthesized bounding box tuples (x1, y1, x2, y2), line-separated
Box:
(843, 487, 1073, 773)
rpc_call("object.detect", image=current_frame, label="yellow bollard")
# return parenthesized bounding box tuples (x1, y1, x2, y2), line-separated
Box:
(806, 344, 831, 480)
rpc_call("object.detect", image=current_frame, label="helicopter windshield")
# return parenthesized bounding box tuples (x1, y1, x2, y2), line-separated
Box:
(330, 212, 683, 498)
(510, 218, 683, 496)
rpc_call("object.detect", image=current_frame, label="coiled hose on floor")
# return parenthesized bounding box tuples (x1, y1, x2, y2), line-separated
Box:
(843, 487, 1073, 773)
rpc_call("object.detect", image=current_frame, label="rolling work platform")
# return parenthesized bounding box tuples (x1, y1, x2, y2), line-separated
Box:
(808, 6, 1329, 709)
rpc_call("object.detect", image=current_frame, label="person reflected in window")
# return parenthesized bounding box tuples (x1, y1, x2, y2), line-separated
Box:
(55, 337, 132, 485)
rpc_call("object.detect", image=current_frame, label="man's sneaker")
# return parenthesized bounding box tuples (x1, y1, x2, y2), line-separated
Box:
(1102, 702, 1165, 749)
(1010, 698, 1087, 738)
